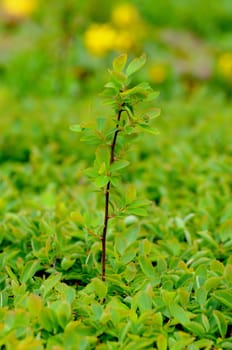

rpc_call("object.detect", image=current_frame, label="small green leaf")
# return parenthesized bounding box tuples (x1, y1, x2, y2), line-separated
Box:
(113, 53, 128, 72)
(184, 321, 206, 337)
(40, 273, 62, 298)
(61, 257, 76, 270)
(126, 54, 146, 76)
(125, 184, 137, 204)
(20, 260, 41, 283)
(110, 160, 130, 172)
(213, 310, 227, 338)
(196, 287, 207, 305)
(55, 301, 72, 329)
(70, 124, 82, 132)
(169, 302, 190, 324)
(157, 334, 168, 350)
(137, 124, 160, 135)
(127, 207, 148, 216)
(139, 256, 155, 279)
(40, 307, 58, 333)
(213, 289, 232, 308)
(91, 277, 108, 299)
(144, 108, 161, 120)
(98, 162, 106, 175)
(204, 276, 222, 292)
(94, 175, 109, 187)
(96, 117, 106, 132)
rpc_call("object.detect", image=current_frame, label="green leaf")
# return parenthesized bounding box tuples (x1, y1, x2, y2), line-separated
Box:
(110, 160, 130, 172)
(20, 260, 41, 283)
(40, 273, 62, 299)
(139, 256, 155, 279)
(96, 117, 106, 132)
(125, 184, 137, 204)
(125, 54, 146, 76)
(61, 257, 76, 270)
(94, 175, 109, 187)
(98, 161, 106, 175)
(40, 307, 58, 333)
(70, 124, 82, 132)
(196, 287, 207, 305)
(144, 108, 161, 120)
(55, 301, 72, 329)
(213, 289, 232, 308)
(213, 310, 227, 338)
(169, 302, 190, 324)
(204, 276, 222, 292)
(184, 321, 206, 337)
(157, 334, 168, 350)
(27, 294, 43, 317)
(137, 123, 160, 135)
(113, 53, 128, 72)
(128, 207, 148, 216)
(91, 277, 108, 299)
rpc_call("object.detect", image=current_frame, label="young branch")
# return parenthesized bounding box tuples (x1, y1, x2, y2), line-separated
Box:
(101, 109, 123, 281)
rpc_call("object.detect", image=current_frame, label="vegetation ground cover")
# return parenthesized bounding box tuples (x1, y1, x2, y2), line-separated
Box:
(0, 1, 232, 349)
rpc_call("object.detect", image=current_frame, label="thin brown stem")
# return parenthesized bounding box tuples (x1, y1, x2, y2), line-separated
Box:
(101, 109, 122, 281)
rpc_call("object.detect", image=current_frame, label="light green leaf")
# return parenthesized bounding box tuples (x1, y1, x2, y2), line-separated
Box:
(213, 310, 227, 338)
(98, 162, 106, 175)
(169, 302, 190, 324)
(157, 334, 168, 350)
(61, 257, 76, 270)
(139, 256, 155, 279)
(94, 175, 109, 187)
(137, 124, 160, 135)
(144, 108, 161, 120)
(204, 276, 222, 292)
(126, 54, 146, 76)
(113, 53, 128, 72)
(125, 184, 137, 204)
(213, 289, 232, 308)
(128, 207, 148, 216)
(40, 307, 58, 333)
(56, 301, 72, 329)
(20, 260, 41, 283)
(110, 160, 130, 172)
(96, 117, 106, 132)
(70, 124, 82, 132)
(91, 277, 108, 299)
(184, 321, 206, 337)
(40, 273, 62, 298)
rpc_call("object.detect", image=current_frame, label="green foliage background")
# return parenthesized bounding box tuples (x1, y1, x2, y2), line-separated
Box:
(0, 0, 232, 349)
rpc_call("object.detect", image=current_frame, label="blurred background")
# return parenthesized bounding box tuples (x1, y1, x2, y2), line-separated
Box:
(0, 0, 232, 98)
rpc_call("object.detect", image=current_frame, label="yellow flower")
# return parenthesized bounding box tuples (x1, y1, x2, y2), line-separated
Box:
(1, 0, 38, 18)
(115, 30, 137, 51)
(217, 52, 232, 82)
(84, 23, 117, 56)
(149, 64, 168, 84)
(111, 3, 141, 28)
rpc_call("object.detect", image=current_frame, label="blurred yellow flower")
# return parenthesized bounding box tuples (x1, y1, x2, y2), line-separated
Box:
(115, 30, 137, 51)
(149, 64, 168, 84)
(112, 3, 141, 28)
(84, 23, 117, 56)
(1, 0, 38, 18)
(217, 52, 232, 82)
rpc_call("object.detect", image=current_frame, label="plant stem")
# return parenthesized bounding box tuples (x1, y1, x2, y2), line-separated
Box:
(101, 109, 122, 281)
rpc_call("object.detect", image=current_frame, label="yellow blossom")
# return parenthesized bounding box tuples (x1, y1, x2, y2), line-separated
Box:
(111, 3, 141, 28)
(217, 52, 232, 82)
(115, 30, 137, 51)
(84, 23, 117, 56)
(149, 64, 168, 84)
(1, 0, 38, 18)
